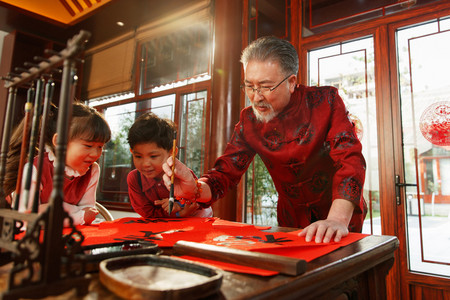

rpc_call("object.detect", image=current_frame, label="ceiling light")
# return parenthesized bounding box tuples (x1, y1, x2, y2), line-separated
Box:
(117, 21, 124, 27)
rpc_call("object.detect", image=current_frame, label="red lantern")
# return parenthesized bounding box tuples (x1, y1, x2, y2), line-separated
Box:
(419, 101, 450, 146)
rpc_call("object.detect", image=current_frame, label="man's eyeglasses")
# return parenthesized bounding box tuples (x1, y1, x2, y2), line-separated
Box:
(241, 74, 292, 96)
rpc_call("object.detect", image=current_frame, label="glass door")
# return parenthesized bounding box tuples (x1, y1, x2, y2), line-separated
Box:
(395, 16, 450, 278)
(308, 36, 380, 235)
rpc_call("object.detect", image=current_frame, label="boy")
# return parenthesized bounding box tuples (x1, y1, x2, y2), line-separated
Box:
(127, 112, 212, 218)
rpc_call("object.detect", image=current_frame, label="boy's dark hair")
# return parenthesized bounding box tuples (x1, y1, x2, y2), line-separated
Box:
(69, 102, 111, 144)
(127, 112, 176, 151)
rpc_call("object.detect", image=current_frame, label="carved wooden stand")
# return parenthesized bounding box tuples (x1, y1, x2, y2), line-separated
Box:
(0, 30, 92, 299)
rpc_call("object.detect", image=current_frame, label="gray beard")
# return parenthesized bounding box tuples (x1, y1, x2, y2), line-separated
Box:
(252, 105, 277, 123)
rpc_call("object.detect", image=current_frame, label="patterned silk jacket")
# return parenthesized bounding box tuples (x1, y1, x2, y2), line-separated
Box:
(202, 84, 367, 231)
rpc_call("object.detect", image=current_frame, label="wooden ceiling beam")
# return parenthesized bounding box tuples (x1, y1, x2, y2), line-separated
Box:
(59, 0, 76, 16)
(71, 0, 84, 13)
(82, 0, 93, 8)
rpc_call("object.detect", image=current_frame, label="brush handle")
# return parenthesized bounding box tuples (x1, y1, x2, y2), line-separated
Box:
(168, 136, 176, 215)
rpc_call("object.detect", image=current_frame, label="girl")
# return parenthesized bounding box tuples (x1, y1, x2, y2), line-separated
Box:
(17, 102, 111, 226)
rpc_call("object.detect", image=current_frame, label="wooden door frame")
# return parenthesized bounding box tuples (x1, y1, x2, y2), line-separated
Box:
(299, 25, 400, 300)
(298, 2, 450, 299)
(387, 7, 450, 298)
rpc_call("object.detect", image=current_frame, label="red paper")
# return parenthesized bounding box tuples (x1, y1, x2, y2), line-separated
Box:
(16, 217, 369, 274)
(81, 217, 215, 247)
(252, 232, 369, 262)
(161, 226, 328, 250)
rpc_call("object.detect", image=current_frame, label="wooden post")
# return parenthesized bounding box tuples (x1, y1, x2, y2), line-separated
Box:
(209, 0, 243, 220)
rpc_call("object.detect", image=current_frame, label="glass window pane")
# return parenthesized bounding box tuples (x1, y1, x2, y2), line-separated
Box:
(136, 94, 175, 121)
(302, 0, 441, 36)
(96, 94, 176, 204)
(139, 22, 211, 94)
(396, 18, 450, 277)
(179, 90, 207, 176)
(308, 45, 340, 86)
(441, 16, 450, 31)
(308, 37, 380, 235)
(98, 102, 136, 203)
(248, 0, 290, 41)
(245, 156, 278, 226)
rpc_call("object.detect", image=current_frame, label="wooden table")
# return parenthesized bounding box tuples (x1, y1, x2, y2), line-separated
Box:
(0, 234, 398, 299)
(215, 234, 399, 300)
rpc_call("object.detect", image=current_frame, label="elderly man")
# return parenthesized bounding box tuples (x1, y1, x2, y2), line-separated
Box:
(163, 36, 367, 243)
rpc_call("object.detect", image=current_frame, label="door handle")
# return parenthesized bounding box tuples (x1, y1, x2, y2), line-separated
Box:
(395, 175, 417, 205)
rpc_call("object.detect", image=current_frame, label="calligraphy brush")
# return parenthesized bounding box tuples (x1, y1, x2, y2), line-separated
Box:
(168, 131, 177, 216)
(13, 86, 34, 210)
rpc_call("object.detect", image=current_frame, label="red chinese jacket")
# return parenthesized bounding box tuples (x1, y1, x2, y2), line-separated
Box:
(127, 169, 212, 218)
(201, 85, 367, 231)
(127, 169, 172, 218)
